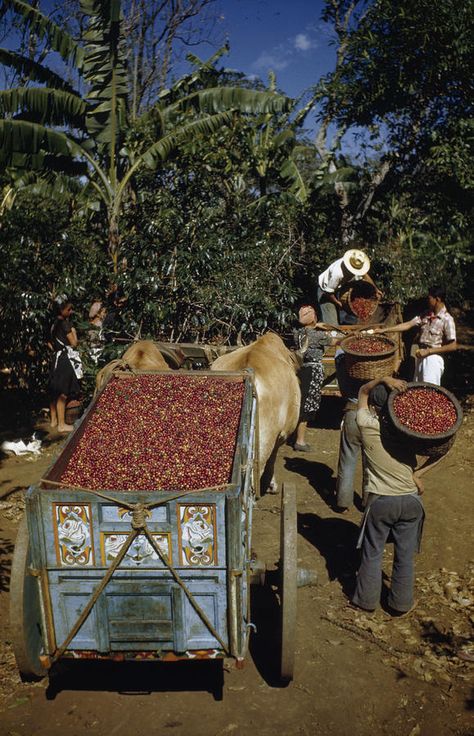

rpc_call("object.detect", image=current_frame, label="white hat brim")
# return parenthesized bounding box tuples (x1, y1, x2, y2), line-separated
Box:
(343, 249, 370, 276)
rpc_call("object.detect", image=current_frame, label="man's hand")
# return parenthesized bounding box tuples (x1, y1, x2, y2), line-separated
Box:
(413, 474, 424, 495)
(415, 347, 431, 359)
(375, 288, 384, 299)
(384, 377, 408, 392)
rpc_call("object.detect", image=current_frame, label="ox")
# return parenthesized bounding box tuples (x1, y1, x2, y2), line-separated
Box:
(95, 340, 169, 393)
(211, 332, 301, 493)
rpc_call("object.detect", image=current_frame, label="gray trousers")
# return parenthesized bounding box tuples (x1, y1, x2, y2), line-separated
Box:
(352, 494, 424, 612)
(336, 408, 363, 507)
(316, 287, 339, 325)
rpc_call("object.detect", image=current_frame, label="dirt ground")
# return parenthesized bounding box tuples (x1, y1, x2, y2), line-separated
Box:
(0, 396, 473, 736)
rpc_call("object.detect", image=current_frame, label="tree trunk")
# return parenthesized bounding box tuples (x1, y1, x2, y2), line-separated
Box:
(108, 213, 121, 275)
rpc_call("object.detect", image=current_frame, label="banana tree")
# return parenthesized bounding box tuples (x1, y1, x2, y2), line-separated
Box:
(0, 0, 290, 273)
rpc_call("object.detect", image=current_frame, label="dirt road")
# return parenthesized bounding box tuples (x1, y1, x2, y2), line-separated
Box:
(1, 403, 473, 736)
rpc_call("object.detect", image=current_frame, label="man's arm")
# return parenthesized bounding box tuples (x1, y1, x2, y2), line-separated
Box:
(66, 327, 78, 348)
(371, 318, 419, 335)
(357, 375, 408, 410)
(362, 272, 383, 299)
(413, 448, 453, 495)
(415, 340, 457, 360)
(326, 292, 342, 308)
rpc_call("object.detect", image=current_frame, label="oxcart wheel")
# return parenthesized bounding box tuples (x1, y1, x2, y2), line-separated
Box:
(280, 482, 297, 682)
(9, 514, 48, 679)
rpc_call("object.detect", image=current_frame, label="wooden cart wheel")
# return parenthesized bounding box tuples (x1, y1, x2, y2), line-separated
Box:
(280, 482, 297, 682)
(9, 514, 48, 679)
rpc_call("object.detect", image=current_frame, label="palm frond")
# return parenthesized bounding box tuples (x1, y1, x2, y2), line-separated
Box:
(122, 111, 235, 190)
(3, 0, 83, 68)
(0, 88, 87, 129)
(0, 48, 79, 94)
(80, 0, 128, 152)
(161, 87, 291, 130)
(280, 156, 309, 203)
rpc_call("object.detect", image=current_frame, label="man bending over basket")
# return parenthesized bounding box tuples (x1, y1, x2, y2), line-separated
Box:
(371, 286, 457, 385)
(350, 376, 437, 616)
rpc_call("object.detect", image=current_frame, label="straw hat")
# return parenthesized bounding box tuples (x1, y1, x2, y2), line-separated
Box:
(343, 249, 370, 276)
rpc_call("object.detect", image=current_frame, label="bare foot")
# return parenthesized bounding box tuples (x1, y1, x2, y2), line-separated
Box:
(50, 421, 58, 428)
(57, 424, 74, 433)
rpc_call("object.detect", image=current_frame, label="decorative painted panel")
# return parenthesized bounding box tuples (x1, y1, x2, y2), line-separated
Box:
(53, 504, 94, 567)
(177, 505, 217, 566)
(100, 532, 171, 567)
(100, 505, 167, 523)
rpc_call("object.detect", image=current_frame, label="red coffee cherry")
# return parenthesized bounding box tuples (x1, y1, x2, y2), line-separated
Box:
(345, 336, 393, 354)
(351, 296, 377, 321)
(393, 388, 457, 435)
(60, 374, 245, 491)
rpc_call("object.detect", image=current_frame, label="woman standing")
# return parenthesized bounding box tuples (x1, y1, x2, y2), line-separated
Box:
(48, 298, 83, 433)
(293, 305, 333, 451)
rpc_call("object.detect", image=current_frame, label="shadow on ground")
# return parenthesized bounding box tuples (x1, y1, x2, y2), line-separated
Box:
(46, 658, 225, 701)
(297, 512, 360, 596)
(284, 456, 335, 506)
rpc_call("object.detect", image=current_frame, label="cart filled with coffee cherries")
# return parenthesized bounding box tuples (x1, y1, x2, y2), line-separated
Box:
(10, 369, 298, 688)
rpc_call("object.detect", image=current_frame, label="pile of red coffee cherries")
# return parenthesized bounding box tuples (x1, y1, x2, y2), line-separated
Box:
(351, 296, 377, 322)
(60, 374, 245, 491)
(392, 387, 457, 435)
(344, 336, 393, 354)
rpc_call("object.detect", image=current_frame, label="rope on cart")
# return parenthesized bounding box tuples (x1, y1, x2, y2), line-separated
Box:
(143, 527, 228, 652)
(40, 478, 233, 510)
(51, 526, 141, 664)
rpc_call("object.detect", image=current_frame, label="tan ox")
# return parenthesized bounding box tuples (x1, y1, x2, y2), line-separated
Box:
(211, 332, 300, 493)
(95, 340, 169, 393)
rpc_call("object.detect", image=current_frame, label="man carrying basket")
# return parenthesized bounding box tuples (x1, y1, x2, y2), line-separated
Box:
(317, 249, 383, 326)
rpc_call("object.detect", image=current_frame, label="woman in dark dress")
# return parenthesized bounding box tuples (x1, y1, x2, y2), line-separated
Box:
(48, 299, 82, 432)
(293, 305, 333, 451)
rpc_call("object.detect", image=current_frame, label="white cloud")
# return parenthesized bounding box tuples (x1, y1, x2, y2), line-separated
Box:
(252, 51, 290, 72)
(294, 33, 313, 51)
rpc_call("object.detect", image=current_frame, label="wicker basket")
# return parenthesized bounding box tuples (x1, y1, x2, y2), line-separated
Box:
(340, 283, 378, 322)
(341, 335, 397, 380)
(387, 382, 463, 457)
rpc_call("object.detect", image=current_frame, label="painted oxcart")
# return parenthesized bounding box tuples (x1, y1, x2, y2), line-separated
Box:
(10, 369, 298, 688)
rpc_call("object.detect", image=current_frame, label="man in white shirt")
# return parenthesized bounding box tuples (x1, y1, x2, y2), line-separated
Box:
(317, 249, 382, 325)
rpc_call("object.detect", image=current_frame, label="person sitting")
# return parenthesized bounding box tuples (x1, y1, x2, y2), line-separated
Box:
(317, 249, 382, 326)
(293, 305, 333, 452)
(372, 285, 457, 385)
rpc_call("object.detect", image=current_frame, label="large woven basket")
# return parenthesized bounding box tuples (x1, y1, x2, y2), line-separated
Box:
(340, 283, 378, 323)
(341, 335, 397, 380)
(387, 382, 463, 457)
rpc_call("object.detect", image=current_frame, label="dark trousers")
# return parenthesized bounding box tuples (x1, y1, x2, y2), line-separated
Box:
(353, 494, 424, 612)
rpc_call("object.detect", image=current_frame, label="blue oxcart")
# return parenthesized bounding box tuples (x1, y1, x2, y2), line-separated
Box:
(10, 369, 297, 686)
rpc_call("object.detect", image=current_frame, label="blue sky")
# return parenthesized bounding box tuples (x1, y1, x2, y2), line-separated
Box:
(218, 0, 335, 100)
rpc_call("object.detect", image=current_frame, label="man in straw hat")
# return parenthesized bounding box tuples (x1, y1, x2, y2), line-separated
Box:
(317, 248, 382, 326)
